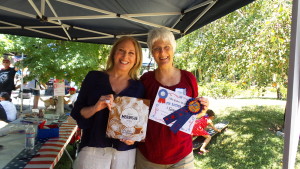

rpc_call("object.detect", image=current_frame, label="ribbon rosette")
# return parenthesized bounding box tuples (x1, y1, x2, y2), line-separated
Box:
(163, 98, 203, 134)
(158, 89, 168, 103)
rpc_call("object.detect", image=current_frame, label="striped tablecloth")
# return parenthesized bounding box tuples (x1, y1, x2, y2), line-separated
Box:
(24, 116, 78, 169)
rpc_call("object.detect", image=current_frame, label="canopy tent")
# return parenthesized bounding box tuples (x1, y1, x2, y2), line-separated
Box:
(0, 0, 299, 168)
(0, 0, 254, 47)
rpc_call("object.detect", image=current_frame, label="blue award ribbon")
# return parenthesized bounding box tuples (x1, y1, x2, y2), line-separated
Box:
(163, 98, 203, 134)
(158, 89, 168, 103)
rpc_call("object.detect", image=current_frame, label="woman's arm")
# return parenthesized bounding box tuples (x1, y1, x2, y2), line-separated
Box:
(71, 71, 103, 129)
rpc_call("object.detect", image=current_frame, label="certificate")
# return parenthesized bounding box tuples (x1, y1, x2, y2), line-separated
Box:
(106, 96, 150, 141)
(149, 86, 198, 134)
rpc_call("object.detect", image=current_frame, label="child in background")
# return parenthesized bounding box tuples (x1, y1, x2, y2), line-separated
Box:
(192, 109, 221, 154)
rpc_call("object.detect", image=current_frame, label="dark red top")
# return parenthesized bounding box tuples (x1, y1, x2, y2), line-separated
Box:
(138, 69, 198, 164)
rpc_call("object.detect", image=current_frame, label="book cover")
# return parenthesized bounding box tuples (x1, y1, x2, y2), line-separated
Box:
(106, 96, 150, 142)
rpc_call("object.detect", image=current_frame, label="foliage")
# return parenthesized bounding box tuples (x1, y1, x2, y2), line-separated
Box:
(0, 35, 14, 55)
(175, 0, 291, 99)
(3, 35, 111, 86)
(199, 81, 241, 99)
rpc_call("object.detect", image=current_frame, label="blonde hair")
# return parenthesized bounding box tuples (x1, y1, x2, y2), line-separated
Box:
(106, 36, 143, 80)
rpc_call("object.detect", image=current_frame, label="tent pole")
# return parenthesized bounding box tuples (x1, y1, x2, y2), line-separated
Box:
(283, 0, 300, 168)
(20, 53, 24, 113)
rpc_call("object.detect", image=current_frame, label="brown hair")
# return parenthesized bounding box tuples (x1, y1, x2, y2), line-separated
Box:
(206, 109, 216, 117)
(106, 36, 143, 80)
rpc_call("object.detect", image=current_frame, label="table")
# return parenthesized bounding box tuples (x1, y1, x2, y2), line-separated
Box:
(0, 122, 27, 168)
(24, 116, 78, 169)
(0, 116, 78, 169)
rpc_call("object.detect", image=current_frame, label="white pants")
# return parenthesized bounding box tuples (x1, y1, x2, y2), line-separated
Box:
(73, 147, 136, 169)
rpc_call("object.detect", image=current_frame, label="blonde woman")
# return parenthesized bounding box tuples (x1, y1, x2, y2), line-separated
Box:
(71, 36, 144, 169)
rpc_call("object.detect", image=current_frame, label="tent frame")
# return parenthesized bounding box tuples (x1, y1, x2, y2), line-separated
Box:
(0, 0, 217, 44)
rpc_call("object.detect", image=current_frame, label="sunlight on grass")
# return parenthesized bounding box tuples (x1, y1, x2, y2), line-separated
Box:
(240, 133, 254, 139)
(240, 117, 254, 123)
(224, 129, 237, 136)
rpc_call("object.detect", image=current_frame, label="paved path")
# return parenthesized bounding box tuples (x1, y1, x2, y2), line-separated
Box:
(209, 97, 286, 114)
(11, 89, 55, 114)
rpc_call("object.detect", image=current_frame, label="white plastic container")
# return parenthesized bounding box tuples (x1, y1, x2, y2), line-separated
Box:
(25, 125, 36, 150)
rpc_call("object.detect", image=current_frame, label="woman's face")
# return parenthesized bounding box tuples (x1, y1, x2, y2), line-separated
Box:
(113, 40, 137, 72)
(151, 39, 174, 68)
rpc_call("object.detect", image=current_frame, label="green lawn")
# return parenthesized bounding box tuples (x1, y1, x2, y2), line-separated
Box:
(194, 105, 287, 169)
(54, 144, 75, 169)
(55, 99, 300, 169)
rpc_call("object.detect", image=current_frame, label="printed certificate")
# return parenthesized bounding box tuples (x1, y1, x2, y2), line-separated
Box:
(149, 86, 198, 134)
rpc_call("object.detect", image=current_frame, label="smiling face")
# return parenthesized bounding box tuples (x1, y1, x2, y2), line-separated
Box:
(113, 39, 137, 73)
(151, 39, 174, 68)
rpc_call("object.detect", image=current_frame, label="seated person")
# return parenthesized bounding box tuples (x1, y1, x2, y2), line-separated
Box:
(0, 92, 17, 122)
(0, 104, 8, 122)
(192, 109, 221, 154)
(64, 87, 78, 111)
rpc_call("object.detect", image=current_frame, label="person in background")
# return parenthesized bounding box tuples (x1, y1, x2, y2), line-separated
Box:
(71, 36, 144, 169)
(27, 79, 46, 109)
(0, 58, 18, 97)
(44, 78, 54, 96)
(0, 104, 8, 122)
(64, 87, 78, 111)
(64, 79, 71, 95)
(136, 27, 209, 169)
(192, 109, 221, 154)
(0, 92, 17, 122)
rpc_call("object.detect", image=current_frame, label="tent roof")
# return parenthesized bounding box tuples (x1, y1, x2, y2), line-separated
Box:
(0, 0, 254, 47)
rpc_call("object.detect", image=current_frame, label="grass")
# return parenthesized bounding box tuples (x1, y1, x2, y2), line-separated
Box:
(54, 144, 76, 169)
(194, 105, 286, 169)
(55, 99, 300, 169)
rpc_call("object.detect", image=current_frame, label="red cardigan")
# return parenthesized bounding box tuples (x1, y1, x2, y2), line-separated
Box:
(138, 69, 198, 164)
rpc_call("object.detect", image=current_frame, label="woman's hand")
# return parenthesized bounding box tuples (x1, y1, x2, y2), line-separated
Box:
(196, 97, 209, 112)
(94, 94, 114, 111)
(80, 94, 114, 119)
(120, 139, 135, 145)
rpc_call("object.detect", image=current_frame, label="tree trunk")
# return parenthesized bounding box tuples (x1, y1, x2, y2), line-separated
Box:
(55, 96, 64, 115)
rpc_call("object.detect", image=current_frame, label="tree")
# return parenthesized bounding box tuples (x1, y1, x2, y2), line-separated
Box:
(4, 35, 111, 86)
(175, 0, 291, 98)
(0, 35, 14, 55)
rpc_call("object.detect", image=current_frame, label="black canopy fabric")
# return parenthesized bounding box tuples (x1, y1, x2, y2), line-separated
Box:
(0, 0, 254, 47)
